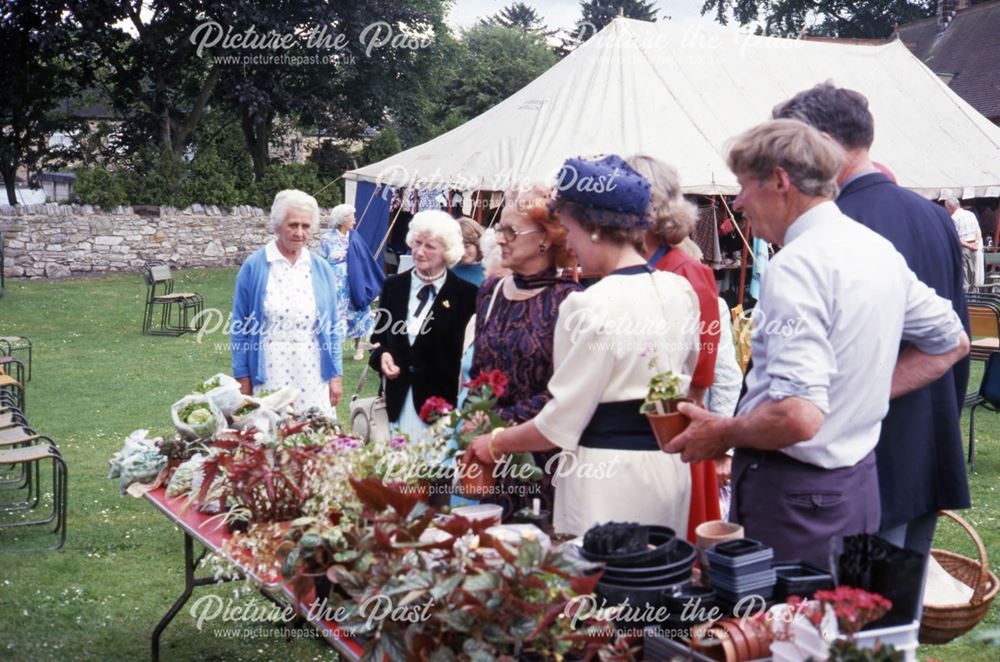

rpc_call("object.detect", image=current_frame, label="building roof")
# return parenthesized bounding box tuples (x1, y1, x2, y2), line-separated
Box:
(895, 0, 1000, 121)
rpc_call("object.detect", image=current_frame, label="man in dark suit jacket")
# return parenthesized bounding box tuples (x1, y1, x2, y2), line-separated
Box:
(369, 261, 478, 424)
(773, 84, 971, 609)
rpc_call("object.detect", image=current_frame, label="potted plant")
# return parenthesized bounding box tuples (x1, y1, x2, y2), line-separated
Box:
(420, 369, 541, 499)
(774, 587, 903, 662)
(640, 357, 692, 449)
(277, 476, 637, 661)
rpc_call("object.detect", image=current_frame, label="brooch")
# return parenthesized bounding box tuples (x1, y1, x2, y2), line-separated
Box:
(442, 300, 451, 309)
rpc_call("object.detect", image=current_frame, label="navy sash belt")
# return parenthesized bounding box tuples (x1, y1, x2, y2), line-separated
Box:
(578, 399, 659, 452)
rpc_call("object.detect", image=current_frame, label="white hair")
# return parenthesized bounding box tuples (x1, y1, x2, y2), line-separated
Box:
(480, 227, 504, 277)
(269, 189, 320, 233)
(406, 210, 464, 267)
(330, 203, 356, 229)
(943, 196, 960, 210)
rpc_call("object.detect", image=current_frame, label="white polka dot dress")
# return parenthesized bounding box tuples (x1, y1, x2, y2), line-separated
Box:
(257, 247, 334, 417)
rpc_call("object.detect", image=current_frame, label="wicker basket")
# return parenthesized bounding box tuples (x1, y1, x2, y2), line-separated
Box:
(919, 510, 999, 645)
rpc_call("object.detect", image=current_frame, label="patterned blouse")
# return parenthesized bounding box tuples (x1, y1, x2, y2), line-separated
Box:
(470, 274, 582, 516)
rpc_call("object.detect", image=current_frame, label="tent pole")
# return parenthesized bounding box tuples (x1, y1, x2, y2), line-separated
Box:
(486, 191, 506, 228)
(375, 199, 407, 257)
(719, 195, 754, 262)
(737, 217, 752, 309)
(353, 183, 380, 231)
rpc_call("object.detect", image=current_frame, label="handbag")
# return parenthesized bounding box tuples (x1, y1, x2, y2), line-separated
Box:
(349, 361, 390, 444)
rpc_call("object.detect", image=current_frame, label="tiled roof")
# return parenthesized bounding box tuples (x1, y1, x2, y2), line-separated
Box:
(895, 0, 1000, 121)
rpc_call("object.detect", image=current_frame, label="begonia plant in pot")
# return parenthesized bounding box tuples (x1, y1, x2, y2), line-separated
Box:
(640, 358, 692, 449)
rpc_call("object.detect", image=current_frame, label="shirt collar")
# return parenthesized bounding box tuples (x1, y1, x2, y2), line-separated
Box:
(783, 200, 840, 244)
(265, 239, 310, 268)
(410, 268, 447, 293)
(839, 168, 880, 192)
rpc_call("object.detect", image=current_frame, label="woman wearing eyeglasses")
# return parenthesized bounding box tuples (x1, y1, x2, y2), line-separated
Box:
(467, 156, 700, 536)
(464, 185, 582, 516)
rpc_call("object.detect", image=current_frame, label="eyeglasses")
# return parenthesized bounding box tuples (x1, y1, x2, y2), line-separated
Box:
(495, 223, 544, 242)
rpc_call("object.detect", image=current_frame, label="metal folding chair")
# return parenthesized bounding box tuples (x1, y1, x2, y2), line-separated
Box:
(0, 442, 67, 550)
(968, 350, 1000, 474)
(0, 335, 31, 380)
(142, 262, 204, 336)
(0, 356, 25, 411)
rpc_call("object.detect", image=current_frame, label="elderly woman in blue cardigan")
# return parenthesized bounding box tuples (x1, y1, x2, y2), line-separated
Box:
(231, 189, 343, 416)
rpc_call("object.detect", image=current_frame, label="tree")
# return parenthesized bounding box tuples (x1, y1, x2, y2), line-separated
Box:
(207, 0, 451, 181)
(359, 127, 403, 167)
(487, 2, 556, 37)
(0, 0, 91, 204)
(700, 0, 940, 38)
(65, 0, 222, 156)
(439, 24, 558, 124)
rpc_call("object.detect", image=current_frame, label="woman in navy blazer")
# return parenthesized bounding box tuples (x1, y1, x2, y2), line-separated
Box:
(369, 210, 478, 438)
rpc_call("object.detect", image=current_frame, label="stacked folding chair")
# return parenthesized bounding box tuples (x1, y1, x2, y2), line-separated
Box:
(0, 363, 67, 550)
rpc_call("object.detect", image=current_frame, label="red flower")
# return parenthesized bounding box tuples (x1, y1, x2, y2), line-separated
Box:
(418, 396, 454, 424)
(465, 368, 509, 399)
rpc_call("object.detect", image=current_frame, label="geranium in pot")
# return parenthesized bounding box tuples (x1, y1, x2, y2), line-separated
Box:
(420, 368, 541, 499)
(639, 357, 692, 449)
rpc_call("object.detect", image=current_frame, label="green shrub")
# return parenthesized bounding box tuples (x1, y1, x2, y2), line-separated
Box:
(250, 163, 341, 209)
(71, 166, 130, 209)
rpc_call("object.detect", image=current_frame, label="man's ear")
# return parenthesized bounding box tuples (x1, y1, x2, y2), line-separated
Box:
(773, 167, 792, 193)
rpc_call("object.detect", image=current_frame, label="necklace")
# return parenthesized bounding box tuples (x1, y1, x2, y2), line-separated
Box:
(415, 268, 445, 283)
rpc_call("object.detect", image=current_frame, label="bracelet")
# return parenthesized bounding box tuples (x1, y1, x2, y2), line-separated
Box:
(488, 428, 506, 463)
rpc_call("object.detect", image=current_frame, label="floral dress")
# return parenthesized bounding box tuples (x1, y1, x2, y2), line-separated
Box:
(319, 229, 375, 339)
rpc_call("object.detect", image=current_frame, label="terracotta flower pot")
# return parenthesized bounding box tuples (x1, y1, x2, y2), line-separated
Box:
(646, 397, 694, 450)
(457, 453, 495, 499)
(720, 619, 751, 661)
(695, 520, 745, 570)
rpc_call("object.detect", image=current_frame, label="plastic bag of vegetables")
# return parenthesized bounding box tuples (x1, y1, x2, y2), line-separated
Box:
(108, 429, 167, 495)
(231, 386, 300, 434)
(166, 453, 207, 498)
(193, 373, 243, 416)
(171, 395, 226, 440)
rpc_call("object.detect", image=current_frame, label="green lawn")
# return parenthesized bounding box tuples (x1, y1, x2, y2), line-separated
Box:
(0, 269, 997, 661)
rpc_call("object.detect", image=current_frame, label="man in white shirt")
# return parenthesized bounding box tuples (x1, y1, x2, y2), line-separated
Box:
(665, 119, 970, 568)
(945, 197, 981, 290)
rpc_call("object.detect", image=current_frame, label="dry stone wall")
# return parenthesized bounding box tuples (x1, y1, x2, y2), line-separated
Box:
(0, 203, 284, 279)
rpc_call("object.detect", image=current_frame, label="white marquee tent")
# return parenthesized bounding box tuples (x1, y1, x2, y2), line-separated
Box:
(345, 17, 1000, 205)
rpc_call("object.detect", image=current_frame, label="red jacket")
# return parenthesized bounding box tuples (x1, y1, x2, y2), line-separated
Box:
(654, 248, 720, 389)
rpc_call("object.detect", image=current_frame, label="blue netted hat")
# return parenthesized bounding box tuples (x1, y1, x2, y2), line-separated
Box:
(553, 155, 652, 229)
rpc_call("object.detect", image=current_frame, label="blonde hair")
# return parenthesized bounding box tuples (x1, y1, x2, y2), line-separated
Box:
(625, 155, 698, 246)
(458, 218, 485, 262)
(406, 210, 465, 267)
(725, 119, 844, 198)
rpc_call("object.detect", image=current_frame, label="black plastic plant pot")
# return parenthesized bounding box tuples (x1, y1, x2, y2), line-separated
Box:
(661, 586, 720, 622)
(600, 538, 696, 574)
(773, 561, 835, 601)
(595, 578, 691, 626)
(706, 538, 774, 575)
(599, 565, 693, 588)
(581, 525, 677, 567)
